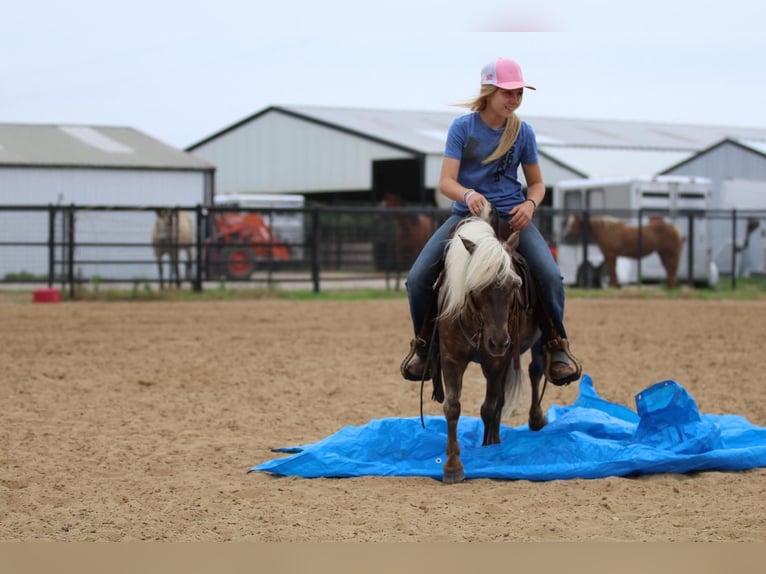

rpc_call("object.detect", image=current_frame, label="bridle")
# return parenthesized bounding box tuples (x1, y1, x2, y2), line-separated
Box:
(457, 292, 483, 351)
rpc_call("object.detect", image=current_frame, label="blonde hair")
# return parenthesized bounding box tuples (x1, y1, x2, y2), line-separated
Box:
(460, 85, 522, 165)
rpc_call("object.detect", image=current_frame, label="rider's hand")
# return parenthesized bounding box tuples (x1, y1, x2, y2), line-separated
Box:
(465, 190, 486, 216)
(509, 199, 536, 230)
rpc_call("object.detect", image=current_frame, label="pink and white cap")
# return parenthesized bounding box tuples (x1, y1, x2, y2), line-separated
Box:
(480, 58, 536, 90)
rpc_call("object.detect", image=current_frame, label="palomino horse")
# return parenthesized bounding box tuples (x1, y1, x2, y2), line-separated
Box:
(433, 207, 546, 484)
(380, 193, 434, 270)
(562, 214, 684, 289)
(151, 209, 194, 289)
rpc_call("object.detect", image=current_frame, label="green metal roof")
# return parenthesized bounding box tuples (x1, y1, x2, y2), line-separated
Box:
(0, 123, 214, 171)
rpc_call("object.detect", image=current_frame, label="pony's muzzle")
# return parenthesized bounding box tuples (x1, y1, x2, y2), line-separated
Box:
(485, 333, 511, 357)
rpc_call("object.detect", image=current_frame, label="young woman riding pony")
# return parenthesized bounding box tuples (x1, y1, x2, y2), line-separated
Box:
(400, 57, 582, 387)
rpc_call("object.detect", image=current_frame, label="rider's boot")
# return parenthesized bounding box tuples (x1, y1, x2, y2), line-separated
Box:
(400, 337, 433, 381)
(544, 337, 582, 386)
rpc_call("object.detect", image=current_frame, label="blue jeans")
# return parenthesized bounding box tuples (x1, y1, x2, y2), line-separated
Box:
(406, 214, 568, 340)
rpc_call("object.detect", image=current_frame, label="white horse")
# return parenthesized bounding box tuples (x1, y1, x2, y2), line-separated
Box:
(151, 209, 194, 288)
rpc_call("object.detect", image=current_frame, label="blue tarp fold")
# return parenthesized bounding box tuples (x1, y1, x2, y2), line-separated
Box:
(250, 375, 766, 481)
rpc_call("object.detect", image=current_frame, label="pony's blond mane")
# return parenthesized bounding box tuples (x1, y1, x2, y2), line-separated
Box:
(440, 216, 520, 320)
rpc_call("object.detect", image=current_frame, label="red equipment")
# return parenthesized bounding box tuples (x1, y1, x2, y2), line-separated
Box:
(206, 211, 291, 280)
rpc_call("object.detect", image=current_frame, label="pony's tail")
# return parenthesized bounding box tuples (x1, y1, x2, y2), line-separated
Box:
(501, 364, 525, 420)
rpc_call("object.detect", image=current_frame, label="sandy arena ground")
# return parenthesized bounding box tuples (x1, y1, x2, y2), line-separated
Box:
(1, 295, 765, 542)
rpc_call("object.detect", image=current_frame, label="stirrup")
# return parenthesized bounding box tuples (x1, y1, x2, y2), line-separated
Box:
(543, 338, 582, 386)
(400, 337, 432, 381)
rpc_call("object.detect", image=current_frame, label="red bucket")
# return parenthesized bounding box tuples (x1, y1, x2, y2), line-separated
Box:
(33, 288, 62, 303)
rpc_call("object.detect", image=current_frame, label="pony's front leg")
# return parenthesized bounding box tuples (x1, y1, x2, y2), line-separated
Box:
(171, 251, 181, 288)
(659, 250, 680, 289)
(479, 358, 507, 445)
(441, 359, 467, 484)
(157, 258, 165, 290)
(528, 342, 547, 431)
(184, 250, 193, 283)
(604, 255, 619, 288)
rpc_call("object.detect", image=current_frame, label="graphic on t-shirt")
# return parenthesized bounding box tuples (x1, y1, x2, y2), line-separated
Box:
(493, 144, 515, 182)
(464, 137, 480, 163)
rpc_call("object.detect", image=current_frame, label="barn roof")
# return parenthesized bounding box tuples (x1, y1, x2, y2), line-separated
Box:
(189, 105, 766, 179)
(0, 123, 214, 171)
(660, 137, 766, 174)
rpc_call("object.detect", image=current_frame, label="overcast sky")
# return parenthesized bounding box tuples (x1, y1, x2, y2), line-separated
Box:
(2, 0, 765, 149)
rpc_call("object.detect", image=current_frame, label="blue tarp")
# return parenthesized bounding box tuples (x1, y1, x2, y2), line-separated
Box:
(250, 375, 766, 481)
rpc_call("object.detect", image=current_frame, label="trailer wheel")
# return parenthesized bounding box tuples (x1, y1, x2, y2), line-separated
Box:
(223, 246, 255, 280)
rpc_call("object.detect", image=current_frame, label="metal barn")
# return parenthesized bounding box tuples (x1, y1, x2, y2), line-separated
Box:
(187, 105, 766, 209)
(0, 124, 215, 281)
(187, 106, 766, 277)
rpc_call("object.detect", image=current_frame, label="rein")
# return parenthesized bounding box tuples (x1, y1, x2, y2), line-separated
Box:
(457, 294, 482, 350)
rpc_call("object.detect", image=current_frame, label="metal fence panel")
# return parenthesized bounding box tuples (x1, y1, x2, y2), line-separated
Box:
(1, 204, 763, 295)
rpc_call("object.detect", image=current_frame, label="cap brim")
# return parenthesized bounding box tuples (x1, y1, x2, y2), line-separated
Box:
(495, 81, 536, 90)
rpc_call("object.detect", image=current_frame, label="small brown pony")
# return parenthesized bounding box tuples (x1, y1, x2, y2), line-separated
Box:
(432, 207, 546, 484)
(152, 209, 194, 289)
(380, 193, 434, 270)
(562, 214, 684, 288)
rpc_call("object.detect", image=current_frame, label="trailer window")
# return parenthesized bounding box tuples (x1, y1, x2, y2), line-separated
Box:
(641, 192, 670, 199)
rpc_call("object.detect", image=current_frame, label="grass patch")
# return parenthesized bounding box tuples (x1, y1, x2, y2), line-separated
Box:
(4, 276, 765, 303)
(568, 276, 766, 300)
(63, 284, 410, 303)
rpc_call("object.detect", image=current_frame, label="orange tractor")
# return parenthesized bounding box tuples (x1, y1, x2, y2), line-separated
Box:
(206, 210, 291, 280)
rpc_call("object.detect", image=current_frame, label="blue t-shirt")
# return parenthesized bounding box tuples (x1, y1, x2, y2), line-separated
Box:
(444, 112, 539, 215)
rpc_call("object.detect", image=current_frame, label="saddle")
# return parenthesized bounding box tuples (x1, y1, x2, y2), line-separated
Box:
(490, 210, 580, 384)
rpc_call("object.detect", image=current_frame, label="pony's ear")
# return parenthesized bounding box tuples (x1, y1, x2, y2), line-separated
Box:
(479, 203, 492, 222)
(459, 235, 477, 254)
(504, 230, 520, 252)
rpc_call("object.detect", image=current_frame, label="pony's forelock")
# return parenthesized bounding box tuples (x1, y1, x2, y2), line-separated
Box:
(440, 217, 519, 319)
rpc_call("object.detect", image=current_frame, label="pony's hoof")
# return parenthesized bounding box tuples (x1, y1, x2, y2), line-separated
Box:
(443, 468, 465, 484)
(529, 414, 547, 431)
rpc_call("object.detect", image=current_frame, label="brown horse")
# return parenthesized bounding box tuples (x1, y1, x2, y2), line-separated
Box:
(151, 209, 194, 289)
(433, 207, 546, 484)
(380, 193, 433, 270)
(562, 214, 684, 289)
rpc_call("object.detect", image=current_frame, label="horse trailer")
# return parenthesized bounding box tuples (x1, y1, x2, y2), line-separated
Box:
(552, 176, 719, 287)
(711, 178, 766, 277)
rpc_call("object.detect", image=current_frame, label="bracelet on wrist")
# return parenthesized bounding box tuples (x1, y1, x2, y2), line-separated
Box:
(463, 190, 476, 204)
(526, 198, 537, 209)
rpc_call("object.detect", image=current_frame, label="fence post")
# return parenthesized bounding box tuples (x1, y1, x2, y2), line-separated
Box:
(581, 210, 592, 288)
(47, 204, 55, 288)
(194, 204, 204, 292)
(687, 213, 695, 286)
(67, 204, 76, 300)
(637, 208, 643, 286)
(310, 207, 321, 293)
(731, 209, 737, 290)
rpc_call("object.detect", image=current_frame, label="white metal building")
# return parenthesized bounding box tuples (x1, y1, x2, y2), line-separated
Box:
(0, 123, 215, 280)
(187, 105, 766, 210)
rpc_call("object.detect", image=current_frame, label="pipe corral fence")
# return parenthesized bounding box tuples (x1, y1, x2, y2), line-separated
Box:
(0, 204, 764, 298)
